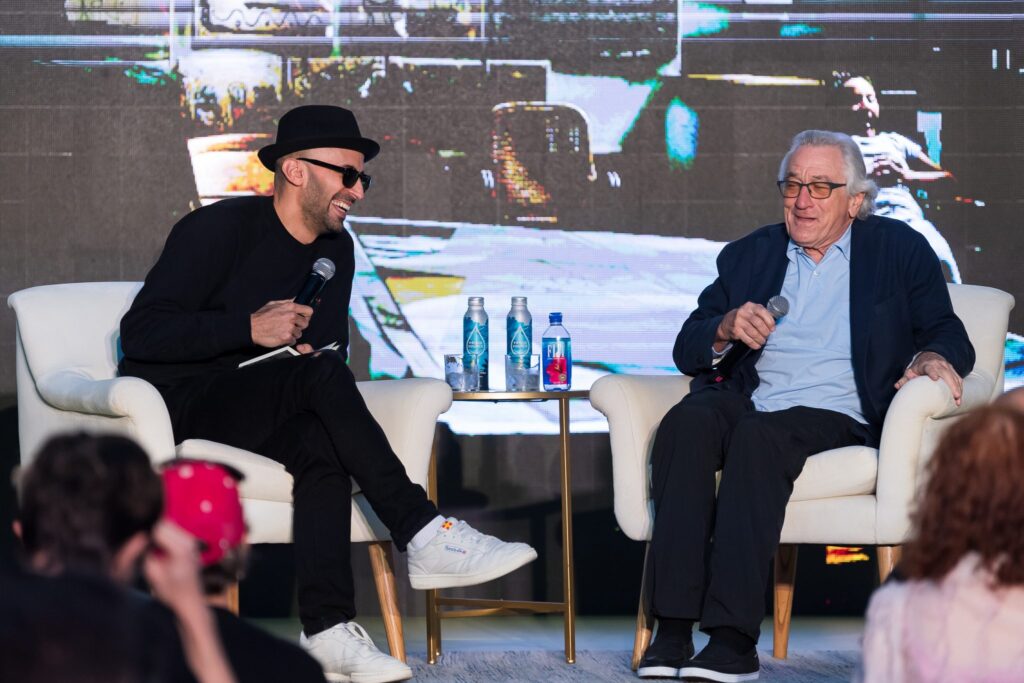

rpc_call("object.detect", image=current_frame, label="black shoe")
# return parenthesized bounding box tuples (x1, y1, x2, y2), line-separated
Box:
(678, 643, 759, 682)
(637, 638, 695, 679)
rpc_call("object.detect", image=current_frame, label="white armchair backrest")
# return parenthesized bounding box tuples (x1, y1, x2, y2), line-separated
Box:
(8, 282, 143, 382)
(947, 283, 1015, 399)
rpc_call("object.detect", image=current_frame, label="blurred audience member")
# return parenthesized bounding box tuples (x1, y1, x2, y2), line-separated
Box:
(1, 569, 162, 682)
(16, 433, 162, 579)
(995, 385, 1024, 413)
(11, 433, 236, 683)
(860, 406, 1024, 681)
(161, 460, 328, 682)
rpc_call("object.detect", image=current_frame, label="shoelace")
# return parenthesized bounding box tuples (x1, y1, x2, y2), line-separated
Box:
(320, 621, 379, 655)
(344, 621, 376, 648)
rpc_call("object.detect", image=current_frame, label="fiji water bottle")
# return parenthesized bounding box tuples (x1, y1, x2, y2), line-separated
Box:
(463, 297, 489, 390)
(506, 296, 532, 363)
(541, 312, 571, 391)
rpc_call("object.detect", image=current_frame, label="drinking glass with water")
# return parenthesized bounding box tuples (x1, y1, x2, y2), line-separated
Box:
(505, 354, 540, 392)
(444, 354, 480, 392)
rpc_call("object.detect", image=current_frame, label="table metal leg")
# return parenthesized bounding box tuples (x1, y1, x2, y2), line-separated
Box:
(426, 588, 441, 663)
(426, 429, 442, 663)
(559, 397, 577, 663)
(424, 395, 581, 664)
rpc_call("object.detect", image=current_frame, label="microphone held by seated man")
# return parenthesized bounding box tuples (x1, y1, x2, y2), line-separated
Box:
(711, 295, 789, 382)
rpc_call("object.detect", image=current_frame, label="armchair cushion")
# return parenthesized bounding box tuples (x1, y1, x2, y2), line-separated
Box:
(790, 445, 877, 503)
(176, 439, 293, 504)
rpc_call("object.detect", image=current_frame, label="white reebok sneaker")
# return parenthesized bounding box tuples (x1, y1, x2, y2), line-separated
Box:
(407, 517, 538, 590)
(300, 621, 412, 683)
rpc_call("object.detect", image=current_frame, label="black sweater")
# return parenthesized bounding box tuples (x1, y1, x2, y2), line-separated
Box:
(119, 196, 354, 393)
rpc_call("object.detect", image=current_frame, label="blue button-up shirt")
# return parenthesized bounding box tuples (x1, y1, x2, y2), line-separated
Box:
(751, 225, 866, 423)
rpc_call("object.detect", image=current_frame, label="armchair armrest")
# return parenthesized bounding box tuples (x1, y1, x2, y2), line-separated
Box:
(590, 374, 692, 541)
(35, 369, 177, 463)
(356, 377, 453, 488)
(874, 369, 995, 542)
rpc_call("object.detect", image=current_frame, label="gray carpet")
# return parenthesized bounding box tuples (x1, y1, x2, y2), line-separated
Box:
(407, 650, 859, 682)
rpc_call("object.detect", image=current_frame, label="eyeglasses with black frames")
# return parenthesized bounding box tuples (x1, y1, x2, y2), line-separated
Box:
(298, 157, 372, 192)
(776, 180, 846, 200)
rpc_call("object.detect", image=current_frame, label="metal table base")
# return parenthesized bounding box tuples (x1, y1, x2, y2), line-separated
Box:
(425, 389, 589, 664)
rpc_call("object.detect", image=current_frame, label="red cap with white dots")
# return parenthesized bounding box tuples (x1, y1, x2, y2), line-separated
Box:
(161, 460, 246, 566)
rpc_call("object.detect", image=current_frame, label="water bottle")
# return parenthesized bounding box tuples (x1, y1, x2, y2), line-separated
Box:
(541, 312, 571, 391)
(463, 297, 489, 390)
(506, 296, 532, 363)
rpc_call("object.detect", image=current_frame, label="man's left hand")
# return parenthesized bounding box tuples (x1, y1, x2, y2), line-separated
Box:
(296, 344, 314, 354)
(895, 351, 963, 405)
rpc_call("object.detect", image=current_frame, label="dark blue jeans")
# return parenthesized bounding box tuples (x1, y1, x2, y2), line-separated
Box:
(163, 351, 438, 635)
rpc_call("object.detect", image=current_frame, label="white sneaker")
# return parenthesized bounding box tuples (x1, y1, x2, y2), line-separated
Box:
(407, 517, 538, 590)
(300, 621, 412, 683)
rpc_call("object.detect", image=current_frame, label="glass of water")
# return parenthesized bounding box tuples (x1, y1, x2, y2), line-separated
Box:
(505, 354, 540, 392)
(444, 354, 480, 392)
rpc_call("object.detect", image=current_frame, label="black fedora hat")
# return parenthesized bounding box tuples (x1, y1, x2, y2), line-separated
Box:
(258, 105, 380, 170)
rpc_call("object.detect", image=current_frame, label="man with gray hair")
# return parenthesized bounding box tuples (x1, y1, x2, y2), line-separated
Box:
(637, 130, 974, 680)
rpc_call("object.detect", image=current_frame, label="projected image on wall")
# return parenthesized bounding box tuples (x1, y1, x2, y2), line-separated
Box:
(2, 0, 1020, 433)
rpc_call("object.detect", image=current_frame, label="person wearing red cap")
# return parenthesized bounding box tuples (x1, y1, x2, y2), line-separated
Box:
(13, 433, 236, 683)
(162, 460, 328, 683)
(162, 460, 247, 570)
(118, 105, 537, 682)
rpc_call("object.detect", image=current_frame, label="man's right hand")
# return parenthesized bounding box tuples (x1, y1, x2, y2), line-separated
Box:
(715, 302, 777, 351)
(251, 299, 314, 347)
(143, 520, 205, 613)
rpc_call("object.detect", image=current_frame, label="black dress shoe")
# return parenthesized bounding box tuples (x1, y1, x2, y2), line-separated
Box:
(678, 644, 759, 682)
(637, 638, 695, 679)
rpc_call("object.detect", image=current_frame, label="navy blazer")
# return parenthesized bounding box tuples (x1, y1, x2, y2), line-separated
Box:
(674, 215, 975, 438)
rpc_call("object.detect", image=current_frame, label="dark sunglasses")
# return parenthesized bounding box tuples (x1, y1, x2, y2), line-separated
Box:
(298, 157, 372, 192)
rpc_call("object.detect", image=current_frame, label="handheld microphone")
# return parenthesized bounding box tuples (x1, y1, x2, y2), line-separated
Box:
(712, 295, 790, 383)
(294, 258, 336, 309)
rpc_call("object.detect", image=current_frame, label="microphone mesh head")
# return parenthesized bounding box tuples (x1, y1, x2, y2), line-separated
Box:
(312, 258, 336, 281)
(767, 295, 790, 319)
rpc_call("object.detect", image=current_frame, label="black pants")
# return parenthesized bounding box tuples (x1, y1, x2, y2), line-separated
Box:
(649, 387, 873, 641)
(163, 351, 439, 635)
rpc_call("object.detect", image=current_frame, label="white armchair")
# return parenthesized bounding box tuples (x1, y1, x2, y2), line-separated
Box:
(8, 282, 453, 661)
(590, 283, 1014, 665)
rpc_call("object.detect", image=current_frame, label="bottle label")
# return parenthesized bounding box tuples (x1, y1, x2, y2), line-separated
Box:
(508, 322, 532, 358)
(465, 324, 486, 357)
(464, 319, 489, 389)
(542, 338, 572, 388)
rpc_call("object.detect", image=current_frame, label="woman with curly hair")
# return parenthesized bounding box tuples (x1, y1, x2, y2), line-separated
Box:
(860, 404, 1024, 681)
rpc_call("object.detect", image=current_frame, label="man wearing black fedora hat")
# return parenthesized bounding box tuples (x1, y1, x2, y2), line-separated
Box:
(119, 105, 538, 683)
